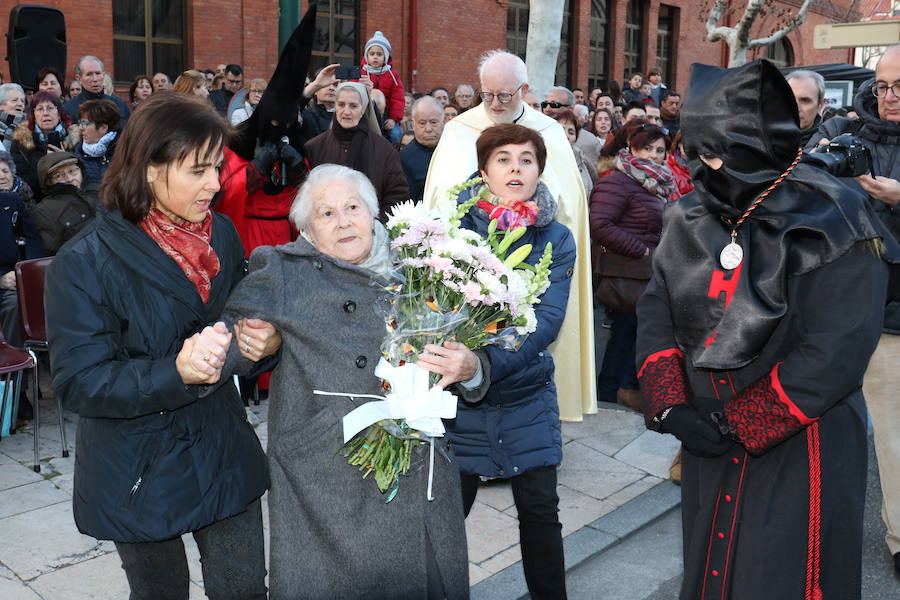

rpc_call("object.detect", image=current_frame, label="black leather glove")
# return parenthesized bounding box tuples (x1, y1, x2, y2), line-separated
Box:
(251, 141, 280, 173)
(659, 404, 734, 458)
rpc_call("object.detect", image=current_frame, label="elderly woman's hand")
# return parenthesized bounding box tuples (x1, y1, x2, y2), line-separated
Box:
(176, 322, 232, 385)
(417, 341, 479, 389)
(234, 318, 282, 362)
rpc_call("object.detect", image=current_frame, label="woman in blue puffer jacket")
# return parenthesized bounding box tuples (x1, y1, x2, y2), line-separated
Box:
(445, 123, 575, 600)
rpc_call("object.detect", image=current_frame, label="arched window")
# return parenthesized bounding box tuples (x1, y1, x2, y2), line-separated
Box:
(311, 0, 358, 73)
(113, 0, 186, 84)
(764, 37, 794, 68)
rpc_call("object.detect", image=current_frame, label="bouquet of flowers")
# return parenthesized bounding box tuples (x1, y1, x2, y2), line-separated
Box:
(341, 178, 553, 500)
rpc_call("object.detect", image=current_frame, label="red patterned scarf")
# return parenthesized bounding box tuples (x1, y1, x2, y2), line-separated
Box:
(139, 207, 220, 303)
(476, 198, 539, 230)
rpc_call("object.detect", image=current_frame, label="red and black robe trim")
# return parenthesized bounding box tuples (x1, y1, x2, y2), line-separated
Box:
(724, 362, 816, 455)
(638, 348, 689, 428)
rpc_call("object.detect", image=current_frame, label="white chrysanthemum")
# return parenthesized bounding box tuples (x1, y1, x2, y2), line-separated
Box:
(432, 237, 475, 264)
(386, 200, 429, 230)
(503, 270, 530, 304)
(475, 270, 507, 299)
(517, 305, 538, 334)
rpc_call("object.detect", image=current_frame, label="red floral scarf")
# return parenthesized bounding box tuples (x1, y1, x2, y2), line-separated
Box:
(476, 198, 539, 230)
(139, 207, 220, 303)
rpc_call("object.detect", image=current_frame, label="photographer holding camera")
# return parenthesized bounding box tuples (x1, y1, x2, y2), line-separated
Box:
(806, 44, 900, 577)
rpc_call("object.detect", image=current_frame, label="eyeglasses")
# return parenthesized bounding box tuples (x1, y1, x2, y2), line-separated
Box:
(480, 83, 524, 104)
(873, 83, 900, 98)
(540, 101, 570, 110)
(641, 123, 669, 136)
(77, 120, 93, 127)
(249, 89, 265, 94)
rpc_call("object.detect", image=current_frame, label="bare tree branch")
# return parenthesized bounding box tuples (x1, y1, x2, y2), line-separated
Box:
(747, 0, 814, 48)
(706, 0, 736, 43)
(736, 0, 765, 44)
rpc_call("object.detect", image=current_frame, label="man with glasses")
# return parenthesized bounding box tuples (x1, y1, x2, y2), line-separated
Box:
(231, 78, 267, 125)
(807, 44, 900, 577)
(453, 84, 475, 111)
(62, 56, 130, 129)
(423, 49, 597, 433)
(209, 64, 243, 115)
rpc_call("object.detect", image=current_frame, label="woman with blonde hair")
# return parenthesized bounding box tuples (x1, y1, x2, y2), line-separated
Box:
(173, 70, 209, 99)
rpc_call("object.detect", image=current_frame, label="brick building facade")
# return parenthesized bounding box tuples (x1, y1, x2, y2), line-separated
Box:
(0, 0, 859, 97)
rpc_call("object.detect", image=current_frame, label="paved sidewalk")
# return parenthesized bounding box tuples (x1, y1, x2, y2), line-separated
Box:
(0, 387, 680, 599)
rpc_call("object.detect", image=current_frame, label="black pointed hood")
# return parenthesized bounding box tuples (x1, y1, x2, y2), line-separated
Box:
(230, 4, 317, 160)
(681, 59, 801, 214)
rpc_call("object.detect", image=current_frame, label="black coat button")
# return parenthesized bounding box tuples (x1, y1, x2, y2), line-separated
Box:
(356, 355, 367, 368)
(343, 301, 357, 313)
(313, 259, 323, 270)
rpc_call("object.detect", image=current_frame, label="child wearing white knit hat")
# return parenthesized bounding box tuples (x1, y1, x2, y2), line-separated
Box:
(362, 30, 406, 143)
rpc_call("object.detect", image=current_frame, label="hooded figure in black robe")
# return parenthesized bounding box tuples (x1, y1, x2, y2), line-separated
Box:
(636, 59, 896, 599)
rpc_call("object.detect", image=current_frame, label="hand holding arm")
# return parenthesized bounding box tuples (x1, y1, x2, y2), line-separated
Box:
(234, 318, 282, 362)
(176, 322, 232, 385)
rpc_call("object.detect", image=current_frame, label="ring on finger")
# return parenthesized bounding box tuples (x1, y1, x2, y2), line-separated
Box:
(244, 344, 252, 353)
(202, 353, 211, 363)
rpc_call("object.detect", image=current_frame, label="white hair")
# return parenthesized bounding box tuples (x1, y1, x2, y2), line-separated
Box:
(290, 164, 379, 230)
(0, 83, 24, 105)
(75, 55, 105, 77)
(455, 84, 474, 95)
(411, 95, 444, 118)
(573, 104, 589, 120)
(478, 50, 528, 88)
(547, 85, 575, 107)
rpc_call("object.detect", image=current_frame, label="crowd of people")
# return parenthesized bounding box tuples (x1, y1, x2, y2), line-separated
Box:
(1, 9, 899, 598)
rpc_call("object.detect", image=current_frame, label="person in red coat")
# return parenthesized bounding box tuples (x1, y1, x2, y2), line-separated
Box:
(361, 31, 406, 144)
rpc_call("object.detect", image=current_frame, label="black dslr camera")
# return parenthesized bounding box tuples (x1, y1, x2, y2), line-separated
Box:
(803, 133, 872, 178)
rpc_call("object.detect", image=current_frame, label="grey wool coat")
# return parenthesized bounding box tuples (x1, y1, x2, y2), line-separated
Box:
(222, 237, 489, 600)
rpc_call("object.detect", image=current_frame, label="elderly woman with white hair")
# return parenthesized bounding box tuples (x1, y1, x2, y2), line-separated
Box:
(0, 83, 26, 151)
(221, 163, 489, 599)
(304, 82, 409, 221)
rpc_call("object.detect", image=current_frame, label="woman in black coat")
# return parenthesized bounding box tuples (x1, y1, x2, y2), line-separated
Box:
(45, 94, 278, 599)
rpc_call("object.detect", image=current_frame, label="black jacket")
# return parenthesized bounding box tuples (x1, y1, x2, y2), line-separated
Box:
(298, 101, 333, 145)
(399, 139, 435, 202)
(0, 192, 44, 273)
(72, 136, 117, 187)
(209, 88, 234, 116)
(30, 182, 100, 254)
(46, 210, 269, 542)
(62, 89, 131, 130)
(807, 78, 900, 333)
